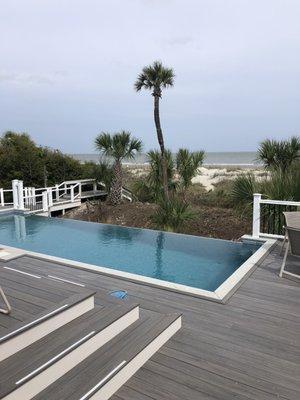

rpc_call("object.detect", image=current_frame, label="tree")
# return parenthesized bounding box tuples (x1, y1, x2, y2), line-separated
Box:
(94, 131, 142, 205)
(176, 149, 205, 193)
(0, 131, 87, 188)
(135, 61, 175, 200)
(0, 132, 44, 187)
(257, 136, 300, 173)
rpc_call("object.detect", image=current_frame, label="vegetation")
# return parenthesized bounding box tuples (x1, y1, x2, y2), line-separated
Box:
(131, 148, 204, 231)
(151, 197, 194, 231)
(231, 137, 300, 208)
(81, 161, 114, 192)
(257, 136, 300, 173)
(0, 132, 85, 188)
(95, 131, 142, 205)
(135, 61, 175, 200)
(176, 149, 205, 194)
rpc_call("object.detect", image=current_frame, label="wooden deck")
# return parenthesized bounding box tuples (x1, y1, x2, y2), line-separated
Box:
(0, 243, 299, 399)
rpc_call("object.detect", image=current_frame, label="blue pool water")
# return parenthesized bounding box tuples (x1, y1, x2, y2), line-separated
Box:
(0, 214, 260, 291)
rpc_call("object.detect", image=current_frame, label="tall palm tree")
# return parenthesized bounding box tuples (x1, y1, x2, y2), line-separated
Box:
(134, 61, 175, 200)
(95, 131, 142, 205)
(176, 149, 205, 193)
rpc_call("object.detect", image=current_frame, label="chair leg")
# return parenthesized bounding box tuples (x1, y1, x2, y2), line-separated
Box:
(0, 287, 11, 315)
(280, 233, 287, 255)
(279, 243, 289, 278)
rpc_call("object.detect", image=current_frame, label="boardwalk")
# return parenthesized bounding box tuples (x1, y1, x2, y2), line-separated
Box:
(0, 243, 299, 399)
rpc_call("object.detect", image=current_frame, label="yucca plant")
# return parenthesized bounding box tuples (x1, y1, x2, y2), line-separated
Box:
(95, 131, 142, 205)
(152, 197, 194, 232)
(135, 61, 175, 200)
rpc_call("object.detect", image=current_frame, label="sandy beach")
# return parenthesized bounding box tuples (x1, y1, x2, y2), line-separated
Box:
(125, 164, 266, 191)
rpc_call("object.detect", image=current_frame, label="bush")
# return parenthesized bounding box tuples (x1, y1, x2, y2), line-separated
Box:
(151, 197, 194, 232)
(231, 173, 259, 207)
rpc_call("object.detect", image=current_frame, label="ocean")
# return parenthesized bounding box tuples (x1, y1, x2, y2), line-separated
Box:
(70, 151, 260, 167)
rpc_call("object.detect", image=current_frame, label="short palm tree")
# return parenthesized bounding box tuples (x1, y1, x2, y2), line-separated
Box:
(95, 131, 142, 205)
(134, 61, 175, 200)
(257, 136, 300, 173)
(147, 149, 175, 199)
(176, 149, 205, 193)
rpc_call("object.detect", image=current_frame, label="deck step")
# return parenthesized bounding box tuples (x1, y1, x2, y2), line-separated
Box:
(0, 290, 95, 362)
(33, 310, 182, 400)
(0, 303, 140, 400)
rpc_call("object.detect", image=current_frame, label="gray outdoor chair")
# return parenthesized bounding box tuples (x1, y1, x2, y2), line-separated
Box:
(280, 211, 300, 254)
(279, 226, 300, 279)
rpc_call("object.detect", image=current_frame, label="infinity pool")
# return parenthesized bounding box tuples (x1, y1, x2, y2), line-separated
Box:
(0, 214, 261, 292)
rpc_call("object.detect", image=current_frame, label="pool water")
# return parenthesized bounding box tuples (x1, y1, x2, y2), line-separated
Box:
(0, 214, 260, 291)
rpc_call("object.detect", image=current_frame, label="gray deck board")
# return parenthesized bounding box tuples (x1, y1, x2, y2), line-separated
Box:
(0, 261, 93, 337)
(0, 243, 299, 399)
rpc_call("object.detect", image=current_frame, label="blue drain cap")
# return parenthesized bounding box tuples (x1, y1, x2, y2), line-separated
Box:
(109, 290, 128, 299)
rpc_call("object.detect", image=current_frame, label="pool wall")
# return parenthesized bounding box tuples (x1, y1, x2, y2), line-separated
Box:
(0, 235, 276, 303)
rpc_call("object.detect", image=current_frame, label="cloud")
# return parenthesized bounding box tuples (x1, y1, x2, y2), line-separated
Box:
(0, 71, 68, 86)
(166, 36, 194, 46)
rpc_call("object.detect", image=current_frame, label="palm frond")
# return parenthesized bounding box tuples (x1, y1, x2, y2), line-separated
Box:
(176, 148, 204, 189)
(95, 131, 142, 161)
(257, 136, 300, 173)
(94, 133, 113, 157)
(134, 61, 175, 94)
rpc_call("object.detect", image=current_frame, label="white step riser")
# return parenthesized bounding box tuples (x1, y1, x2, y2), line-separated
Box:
(0, 296, 95, 362)
(2, 306, 139, 400)
(85, 316, 182, 400)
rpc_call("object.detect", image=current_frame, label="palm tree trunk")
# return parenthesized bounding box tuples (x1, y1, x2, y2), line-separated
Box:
(108, 160, 122, 205)
(153, 95, 169, 200)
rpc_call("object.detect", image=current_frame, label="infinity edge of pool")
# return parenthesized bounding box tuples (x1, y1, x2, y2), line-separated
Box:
(0, 213, 277, 302)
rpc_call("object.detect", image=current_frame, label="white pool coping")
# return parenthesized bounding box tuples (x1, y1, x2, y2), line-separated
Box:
(0, 235, 276, 303)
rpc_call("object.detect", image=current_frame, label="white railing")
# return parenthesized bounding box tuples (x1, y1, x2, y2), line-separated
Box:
(0, 189, 13, 207)
(1, 178, 108, 213)
(252, 193, 300, 238)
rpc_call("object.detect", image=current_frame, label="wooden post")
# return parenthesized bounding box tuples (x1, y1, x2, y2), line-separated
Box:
(252, 193, 261, 238)
(55, 184, 59, 201)
(47, 189, 53, 207)
(70, 186, 75, 202)
(32, 188, 36, 206)
(17, 180, 24, 210)
(12, 180, 19, 209)
(42, 191, 48, 212)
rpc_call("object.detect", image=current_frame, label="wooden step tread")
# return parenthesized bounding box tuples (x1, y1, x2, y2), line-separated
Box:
(0, 302, 139, 399)
(33, 310, 181, 400)
(0, 290, 95, 345)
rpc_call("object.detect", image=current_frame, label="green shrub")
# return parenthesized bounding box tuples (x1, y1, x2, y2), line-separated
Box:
(151, 197, 194, 232)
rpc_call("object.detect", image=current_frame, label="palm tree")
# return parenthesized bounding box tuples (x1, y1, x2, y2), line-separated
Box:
(176, 149, 205, 193)
(257, 136, 300, 173)
(95, 131, 142, 205)
(134, 61, 175, 200)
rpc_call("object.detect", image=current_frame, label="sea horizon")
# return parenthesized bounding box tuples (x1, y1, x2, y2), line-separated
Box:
(69, 151, 262, 167)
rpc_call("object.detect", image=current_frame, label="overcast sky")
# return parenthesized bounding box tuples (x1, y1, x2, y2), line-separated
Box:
(0, 0, 299, 153)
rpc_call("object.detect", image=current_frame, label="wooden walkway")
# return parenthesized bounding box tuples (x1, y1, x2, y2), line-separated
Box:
(0, 243, 299, 399)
